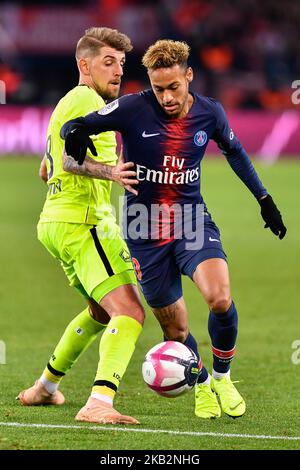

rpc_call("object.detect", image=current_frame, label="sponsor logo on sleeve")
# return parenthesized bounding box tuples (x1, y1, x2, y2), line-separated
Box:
(98, 99, 119, 115)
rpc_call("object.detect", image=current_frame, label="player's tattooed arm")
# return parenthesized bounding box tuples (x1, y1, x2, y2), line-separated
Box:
(63, 150, 139, 195)
(63, 152, 112, 178)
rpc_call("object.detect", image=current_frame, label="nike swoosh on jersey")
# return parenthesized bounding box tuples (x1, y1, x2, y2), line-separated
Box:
(142, 131, 160, 138)
(209, 237, 221, 242)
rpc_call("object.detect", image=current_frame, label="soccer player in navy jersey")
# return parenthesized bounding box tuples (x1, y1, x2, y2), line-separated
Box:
(61, 40, 286, 419)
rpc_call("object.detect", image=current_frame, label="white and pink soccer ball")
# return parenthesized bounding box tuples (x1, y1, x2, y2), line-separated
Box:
(142, 341, 199, 398)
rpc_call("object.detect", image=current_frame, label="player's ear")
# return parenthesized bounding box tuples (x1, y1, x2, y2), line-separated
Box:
(78, 57, 90, 76)
(186, 67, 193, 83)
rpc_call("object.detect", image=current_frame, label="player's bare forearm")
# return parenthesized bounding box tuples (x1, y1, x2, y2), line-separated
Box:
(63, 152, 113, 180)
(63, 150, 139, 195)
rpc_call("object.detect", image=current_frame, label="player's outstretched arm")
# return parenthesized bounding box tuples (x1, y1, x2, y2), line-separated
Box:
(212, 99, 287, 239)
(225, 151, 287, 239)
(61, 95, 139, 165)
(62, 150, 139, 196)
(225, 152, 287, 239)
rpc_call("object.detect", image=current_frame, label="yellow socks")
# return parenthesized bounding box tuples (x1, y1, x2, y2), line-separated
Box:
(41, 308, 106, 393)
(92, 315, 142, 404)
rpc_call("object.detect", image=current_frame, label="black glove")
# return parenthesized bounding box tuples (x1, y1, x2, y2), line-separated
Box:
(65, 124, 97, 165)
(259, 194, 287, 239)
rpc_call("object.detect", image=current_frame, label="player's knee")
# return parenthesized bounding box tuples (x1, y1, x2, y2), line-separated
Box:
(208, 293, 231, 313)
(100, 285, 145, 325)
(111, 303, 145, 326)
(126, 304, 145, 326)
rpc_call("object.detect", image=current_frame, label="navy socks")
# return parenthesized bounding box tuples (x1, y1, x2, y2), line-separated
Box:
(208, 301, 238, 373)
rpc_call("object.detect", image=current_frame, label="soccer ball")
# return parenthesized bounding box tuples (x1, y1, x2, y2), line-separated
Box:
(142, 341, 199, 398)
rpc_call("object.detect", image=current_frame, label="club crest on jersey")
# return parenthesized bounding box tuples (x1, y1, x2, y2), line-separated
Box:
(194, 130, 207, 147)
(98, 99, 119, 115)
(119, 248, 131, 262)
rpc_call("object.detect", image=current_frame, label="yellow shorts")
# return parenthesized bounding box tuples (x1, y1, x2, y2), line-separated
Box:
(37, 220, 136, 303)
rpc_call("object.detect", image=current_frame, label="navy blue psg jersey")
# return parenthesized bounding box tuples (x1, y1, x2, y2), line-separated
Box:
(61, 89, 267, 242)
(68, 90, 253, 204)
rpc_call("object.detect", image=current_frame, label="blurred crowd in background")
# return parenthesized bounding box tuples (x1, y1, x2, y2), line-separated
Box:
(0, 0, 300, 109)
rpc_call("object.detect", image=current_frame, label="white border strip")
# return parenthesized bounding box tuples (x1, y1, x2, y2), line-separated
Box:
(0, 422, 299, 441)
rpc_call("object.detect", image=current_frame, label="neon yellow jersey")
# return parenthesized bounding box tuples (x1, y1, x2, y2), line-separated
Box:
(39, 85, 117, 224)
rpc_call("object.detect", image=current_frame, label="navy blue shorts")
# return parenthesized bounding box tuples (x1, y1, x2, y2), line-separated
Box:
(127, 215, 227, 309)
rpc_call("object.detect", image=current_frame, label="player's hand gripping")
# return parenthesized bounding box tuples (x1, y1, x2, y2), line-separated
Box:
(65, 124, 97, 165)
(259, 194, 287, 239)
(112, 146, 139, 196)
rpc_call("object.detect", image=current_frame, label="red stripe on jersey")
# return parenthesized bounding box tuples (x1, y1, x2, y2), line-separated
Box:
(156, 118, 191, 246)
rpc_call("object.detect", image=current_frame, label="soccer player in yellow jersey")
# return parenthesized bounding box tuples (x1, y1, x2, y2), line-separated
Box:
(17, 27, 144, 425)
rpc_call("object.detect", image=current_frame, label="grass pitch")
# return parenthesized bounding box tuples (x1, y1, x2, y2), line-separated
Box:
(0, 156, 299, 450)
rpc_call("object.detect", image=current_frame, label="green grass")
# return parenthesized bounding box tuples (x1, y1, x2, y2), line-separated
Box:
(0, 156, 299, 450)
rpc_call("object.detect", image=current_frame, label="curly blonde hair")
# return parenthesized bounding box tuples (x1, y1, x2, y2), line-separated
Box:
(142, 40, 190, 70)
